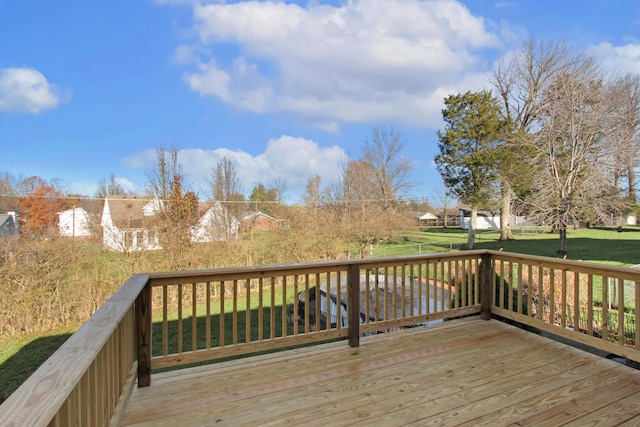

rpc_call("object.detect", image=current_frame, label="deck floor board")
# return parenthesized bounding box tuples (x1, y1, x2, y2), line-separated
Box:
(122, 318, 640, 426)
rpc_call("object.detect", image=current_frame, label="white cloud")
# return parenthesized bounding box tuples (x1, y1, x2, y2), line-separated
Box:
(590, 42, 640, 75)
(170, 0, 502, 130)
(123, 136, 347, 200)
(0, 67, 61, 114)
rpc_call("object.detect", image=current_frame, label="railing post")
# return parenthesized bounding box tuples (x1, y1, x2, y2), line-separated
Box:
(347, 264, 361, 347)
(136, 280, 152, 387)
(480, 253, 493, 320)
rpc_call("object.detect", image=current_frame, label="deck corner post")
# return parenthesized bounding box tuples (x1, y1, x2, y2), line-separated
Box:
(136, 279, 152, 387)
(480, 253, 493, 321)
(347, 263, 361, 347)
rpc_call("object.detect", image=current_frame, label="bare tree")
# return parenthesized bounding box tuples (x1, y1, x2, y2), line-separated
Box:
(211, 157, 243, 202)
(430, 185, 456, 227)
(605, 74, 640, 211)
(524, 54, 622, 253)
(490, 39, 580, 240)
(0, 171, 20, 213)
(145, 144, 182, 201)
(303, 174, 322, 211)
(210, 156, 245, 226)
(95, 173, 128, 199)
(362, 126, 415, 207)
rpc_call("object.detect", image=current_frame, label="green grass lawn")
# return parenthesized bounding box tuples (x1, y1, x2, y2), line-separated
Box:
(379, 226, 640, 266)
(0, 328, 74, 403)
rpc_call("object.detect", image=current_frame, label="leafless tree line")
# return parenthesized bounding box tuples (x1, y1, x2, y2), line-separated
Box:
(488, 39, 639, 253)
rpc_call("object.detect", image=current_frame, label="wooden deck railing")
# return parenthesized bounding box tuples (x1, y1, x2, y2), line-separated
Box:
(0, 274, 148, 427)
(488, 251, 640, 363)
(1, 250, 639, 426)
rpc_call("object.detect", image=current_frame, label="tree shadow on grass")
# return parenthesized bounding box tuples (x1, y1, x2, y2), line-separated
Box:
(0, 332, 72, 404)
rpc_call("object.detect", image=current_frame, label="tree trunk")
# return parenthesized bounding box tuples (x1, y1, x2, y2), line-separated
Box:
(556, 197, 571, 255)
(557, 227, 568, 255)
(628, 165, 637, 205)
(499, 183, 513, 241)
(467, 208, 477, 250)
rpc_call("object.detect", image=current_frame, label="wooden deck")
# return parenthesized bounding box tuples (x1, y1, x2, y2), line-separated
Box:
(122, 317, 640, 426)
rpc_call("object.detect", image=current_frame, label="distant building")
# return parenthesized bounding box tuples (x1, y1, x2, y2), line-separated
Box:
(458, 208, 536, 229)
(241, 211, 280, 233)
(417, 212, 438, 227)
(101, 196, 240, 252)
(191, 201, 240, 243)
(0, 212, 18, 238)
(101, 196, 164, 252)
(58, 207, 93, 237)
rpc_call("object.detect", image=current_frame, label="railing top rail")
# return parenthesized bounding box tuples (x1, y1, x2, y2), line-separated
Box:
(146, 251, 490, 286)
(0, 273, 150, 427)
(488, 250, 640, 280)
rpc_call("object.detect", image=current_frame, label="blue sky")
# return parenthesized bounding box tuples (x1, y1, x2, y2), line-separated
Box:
(1, 0, 639, 203)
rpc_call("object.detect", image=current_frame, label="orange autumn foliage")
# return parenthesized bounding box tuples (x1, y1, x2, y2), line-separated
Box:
(18, 176, 65, 232)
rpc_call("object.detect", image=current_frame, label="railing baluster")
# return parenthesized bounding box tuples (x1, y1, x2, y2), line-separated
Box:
(636, 280, 640, 349)
(480, 253, 492, 320)
(192, 282, 197, 352)
(281, 276, 287, 336)
(365, 269, 371, 323)
(517, 262, 523, 314)
(206, 282, 211, 349)
(293, 275, 299, 336)
(246, 279, 251, 343)
(347, 263, 360, 347)
(220, 281, 225, 348)
(270, 277, 276, 339)
(337, 271, 343, 328)
(587, 275, 593, 336)
(162, 286, 168, 356)
(136, 281, 151, 387)
(177, 284, 183, 354)
(561, 270, 567, 328)
(258, 278, 264, 341)
(233, 280, 238, 345)
(573, 272, 579, 332)
(409, 264, 415, 316)
(400, 265, 406, 318)
(418, 262, 424, 316)
(304, 274, 310, 332)
(315, 273, 321, 331)
(602, 275, 609, 341)
(617, 275, 624, 345)
(549, 269, 555, 325)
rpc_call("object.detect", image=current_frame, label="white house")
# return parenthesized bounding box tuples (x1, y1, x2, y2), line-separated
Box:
(417, 212, 438, 226)
(459, 209, 500, 230)
(101, 196, 163, 252)
(58, 207, 93, 237)
(101, 196, 240, 252)
(459, 208, 536, 229)
(191, 201, 240, 243)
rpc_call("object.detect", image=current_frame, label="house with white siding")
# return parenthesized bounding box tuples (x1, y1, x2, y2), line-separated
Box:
(58, 207, 93, 237)
(101, 196, 239, 252)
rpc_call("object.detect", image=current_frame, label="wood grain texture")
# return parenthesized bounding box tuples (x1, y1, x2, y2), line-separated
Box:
(122, 317, 640, 426)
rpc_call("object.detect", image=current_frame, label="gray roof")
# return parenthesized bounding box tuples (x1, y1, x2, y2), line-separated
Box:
(0, 214, 17, 237)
